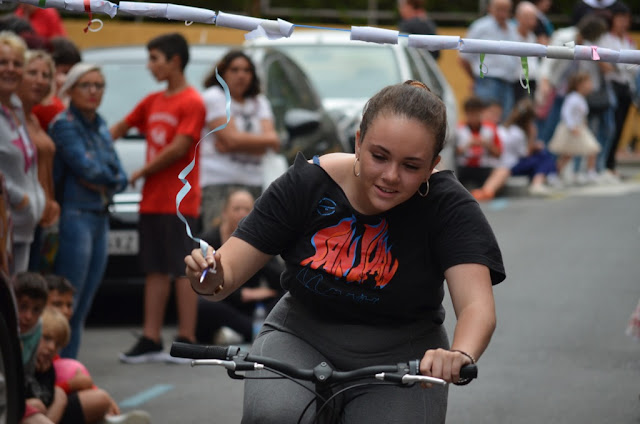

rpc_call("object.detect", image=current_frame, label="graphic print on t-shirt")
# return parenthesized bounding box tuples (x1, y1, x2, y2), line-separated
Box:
(300, 215, 399, 288)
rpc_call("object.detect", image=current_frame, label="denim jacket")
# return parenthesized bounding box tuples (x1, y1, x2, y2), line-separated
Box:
(50, 104, 127, 212)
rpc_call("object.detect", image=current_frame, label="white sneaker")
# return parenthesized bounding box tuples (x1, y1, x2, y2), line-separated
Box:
(213, 326, 244, 345)
(528, 184, 552, 197)
(546, 174, 564, 190)
(575, 173, 589, 186)
(586, 170, 600, 185)
(102, 410, 151, 424)
(599, 170, 621, 184)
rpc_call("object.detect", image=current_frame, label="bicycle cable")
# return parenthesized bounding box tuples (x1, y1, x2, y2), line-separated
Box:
(312, 381, 398, 424)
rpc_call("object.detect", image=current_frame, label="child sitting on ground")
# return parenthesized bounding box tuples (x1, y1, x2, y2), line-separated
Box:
(455, 96, 503, 189)
(471, 98, 559, 201)
(14, 272, 60, 423)
(24, 306, 69, 423)
(45, 274, 151, 424)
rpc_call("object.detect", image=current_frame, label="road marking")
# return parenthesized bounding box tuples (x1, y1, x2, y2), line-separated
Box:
(488, 198, 509, 210)
(119, 384, 174, 408)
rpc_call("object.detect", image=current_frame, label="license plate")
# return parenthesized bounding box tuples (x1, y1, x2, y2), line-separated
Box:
(108, 230, 139, 255)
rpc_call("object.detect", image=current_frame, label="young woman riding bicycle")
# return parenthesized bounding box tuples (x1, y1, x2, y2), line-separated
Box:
(185, 80, 505, 423)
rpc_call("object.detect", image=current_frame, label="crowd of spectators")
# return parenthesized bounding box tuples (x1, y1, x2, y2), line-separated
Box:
(454, 0, 638, 200)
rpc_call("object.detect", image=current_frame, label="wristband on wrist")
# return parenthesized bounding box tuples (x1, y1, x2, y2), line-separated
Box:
(450, 349, 476, 386)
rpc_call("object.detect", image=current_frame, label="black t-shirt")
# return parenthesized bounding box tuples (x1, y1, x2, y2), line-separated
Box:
(25, 366, 55, 407)
(234, 153, 505, 325)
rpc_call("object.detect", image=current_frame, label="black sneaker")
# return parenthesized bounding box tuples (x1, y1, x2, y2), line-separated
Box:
(165, 336, 195, 364)
(119, 336, 165, 364)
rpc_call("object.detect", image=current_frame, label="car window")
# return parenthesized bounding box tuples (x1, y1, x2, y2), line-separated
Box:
(413, 49, 445, 98)
(264, 55, 317, 130)
(405, 47, 424, 82)
(273, 45, 400, 100)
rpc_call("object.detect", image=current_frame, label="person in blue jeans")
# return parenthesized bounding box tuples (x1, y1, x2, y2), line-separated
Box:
(49, 63, 127, 359)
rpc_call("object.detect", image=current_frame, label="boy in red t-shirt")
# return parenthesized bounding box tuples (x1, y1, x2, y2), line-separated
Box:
(455, 96, 502, 189)
(110, 33, 206, 363)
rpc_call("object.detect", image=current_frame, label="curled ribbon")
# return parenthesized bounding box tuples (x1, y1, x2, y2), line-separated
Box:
(519, 57, 530, 94)
(479, 53, 487, 78)
(176, 68, 231, 258)
(83, 0, 93, 33)
(591, 46, 600, 61)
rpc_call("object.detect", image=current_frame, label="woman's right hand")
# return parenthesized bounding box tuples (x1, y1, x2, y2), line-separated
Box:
(185, 246, 225, 297)
(15, 194, 29, 211)
(40, 199, 60, 227)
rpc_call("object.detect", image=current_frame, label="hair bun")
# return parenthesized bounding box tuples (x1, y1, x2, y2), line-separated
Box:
(404, 80, 432, 93)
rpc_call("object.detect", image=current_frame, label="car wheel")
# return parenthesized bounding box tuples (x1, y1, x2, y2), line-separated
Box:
(0, 311, 20, 424)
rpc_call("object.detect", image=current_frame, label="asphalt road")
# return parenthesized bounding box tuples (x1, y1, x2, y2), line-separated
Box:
(80, 171, 640, 424)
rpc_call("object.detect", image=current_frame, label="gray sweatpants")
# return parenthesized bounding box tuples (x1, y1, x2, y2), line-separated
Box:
(242, 294, 450, 424)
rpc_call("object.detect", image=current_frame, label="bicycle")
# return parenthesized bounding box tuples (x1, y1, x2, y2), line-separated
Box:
(170, 341, 478, 423)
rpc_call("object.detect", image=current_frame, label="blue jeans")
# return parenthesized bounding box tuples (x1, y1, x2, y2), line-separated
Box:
(474, 76, 514, 122)
(537, 95, 565, 145)
(588, 106, 615, 172)
(55, 208, 109, 358)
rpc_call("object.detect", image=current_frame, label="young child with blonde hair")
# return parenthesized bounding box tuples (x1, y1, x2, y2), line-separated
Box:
(548, 71, 601, 184)
(44, 275, 151, 424)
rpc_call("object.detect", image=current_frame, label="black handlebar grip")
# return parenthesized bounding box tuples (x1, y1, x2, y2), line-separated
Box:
(169, 342, 235, 360)
(460, 364, 478, 380)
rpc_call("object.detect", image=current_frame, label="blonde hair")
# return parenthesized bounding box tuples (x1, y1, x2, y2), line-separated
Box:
(41, 306, 70, 348)
(0, 31, 27, 61)
(25, 49, 56, 100)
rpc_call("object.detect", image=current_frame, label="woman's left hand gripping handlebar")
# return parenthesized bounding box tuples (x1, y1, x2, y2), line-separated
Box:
(419, 348, 474, 388)
(185, 246, 225, 297)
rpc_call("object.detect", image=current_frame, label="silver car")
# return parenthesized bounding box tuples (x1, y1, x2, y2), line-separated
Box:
(245, 30, 458, 169)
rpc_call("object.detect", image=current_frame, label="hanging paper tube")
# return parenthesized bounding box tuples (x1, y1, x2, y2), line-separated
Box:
(118, 1, 167, 18)
(546, 45, 575, 60)
(595, 47, 620, 63)
(459, 38, 502, 54)
(499, 41, 547, 57)
(619, 49, 640, 65)
(350, 26, 398, 45)
(64, 0, 117, 17)
(408, 35, 460, 51)
(165, 4, 216, 24)
(245, 18, 294, 40)
(215, 11, 265, 31)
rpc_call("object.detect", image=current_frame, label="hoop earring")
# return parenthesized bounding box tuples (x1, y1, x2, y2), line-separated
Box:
(353, 157, 361, 178)
(418, 180, 429, 198)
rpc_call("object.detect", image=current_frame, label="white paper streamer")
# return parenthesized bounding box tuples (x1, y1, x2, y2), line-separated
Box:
(165, 4, 215, 24)
(499, 41, 547, 57)
(245, 18, 294, 40)
(5, 0, 640, 66)
(408, 34, 460, 51)
(117, 1, 167, 18)
(619, 49, 640, 65)
(215, 11, 264, 31)
(64, 0, 117, 18)
(350, 26, 398, 45)
(459, 38, 502, 54)
(546, 45, 575, 60)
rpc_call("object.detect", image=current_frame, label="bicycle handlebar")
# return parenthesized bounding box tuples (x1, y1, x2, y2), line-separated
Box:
(170, 342, 478, 385)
